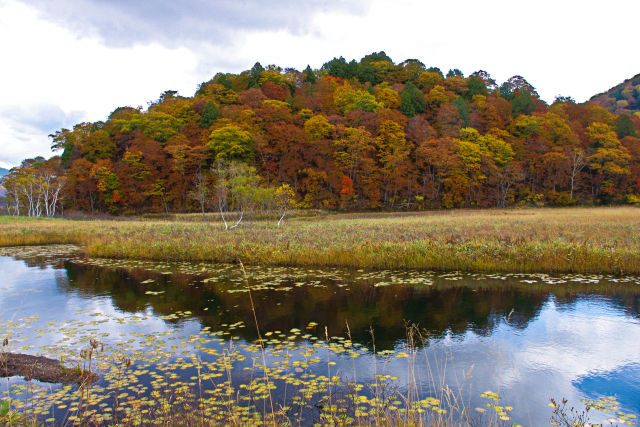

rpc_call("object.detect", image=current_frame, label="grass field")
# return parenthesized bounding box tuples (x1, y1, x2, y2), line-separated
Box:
(1, 207, 639, 274)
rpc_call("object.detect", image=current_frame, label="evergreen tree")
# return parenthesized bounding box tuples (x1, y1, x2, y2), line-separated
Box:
(199, 101, 220, 128)
(214, 73, 232, 89)
(453, 97, 470, 126)
(615, 114, 638, 138)
(303, 65, 316, 83)
(399, 82, 427, 117)
(322, 57, 356, 79)
(465, 75, 488, 99)
(512, 91, 537, 116)
(249, 62, 264, 88)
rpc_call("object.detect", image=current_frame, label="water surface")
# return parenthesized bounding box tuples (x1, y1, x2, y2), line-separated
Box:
(1, 246, 639, 425)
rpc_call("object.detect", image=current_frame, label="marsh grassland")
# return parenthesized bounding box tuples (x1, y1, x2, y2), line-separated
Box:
(2, 204, 640, 425)
(1, 207, 639, 274)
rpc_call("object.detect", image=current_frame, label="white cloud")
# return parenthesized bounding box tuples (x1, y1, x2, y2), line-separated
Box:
(301, 0, 639, 102)
(1, 0, 639, 166)
(0, 0, 202, 166)
(21, 0, 369, 47)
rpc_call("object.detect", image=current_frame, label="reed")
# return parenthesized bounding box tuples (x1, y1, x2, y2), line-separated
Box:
(1, 207, 640, 274)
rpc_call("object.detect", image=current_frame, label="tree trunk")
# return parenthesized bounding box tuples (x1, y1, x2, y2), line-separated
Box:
(219, 203, 228, 230)
(277, 207, 286, 227)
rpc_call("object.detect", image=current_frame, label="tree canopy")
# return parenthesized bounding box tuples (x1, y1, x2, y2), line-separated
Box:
(3, 52, 640, 216)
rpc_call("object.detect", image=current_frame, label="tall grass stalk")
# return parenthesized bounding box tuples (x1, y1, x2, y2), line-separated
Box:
(238, 258, 276, 425)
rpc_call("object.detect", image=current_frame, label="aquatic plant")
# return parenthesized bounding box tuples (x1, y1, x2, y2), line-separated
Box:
(1, 244, 639, 426)
(549, 396, 637, 426)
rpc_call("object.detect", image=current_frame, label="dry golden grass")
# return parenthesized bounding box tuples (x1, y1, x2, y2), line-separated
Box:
(1, 206, 639, 274)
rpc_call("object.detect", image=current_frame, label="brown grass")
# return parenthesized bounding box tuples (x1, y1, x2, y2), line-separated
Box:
(1, 207, 639, 274)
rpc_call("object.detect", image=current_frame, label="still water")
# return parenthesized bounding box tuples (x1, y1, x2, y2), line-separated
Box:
(1, 246, 639, 425)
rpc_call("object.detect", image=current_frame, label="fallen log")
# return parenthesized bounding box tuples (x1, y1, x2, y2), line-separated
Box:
(0, 353, 99, 384)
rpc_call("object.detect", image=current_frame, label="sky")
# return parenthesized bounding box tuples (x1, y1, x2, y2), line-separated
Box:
(0, 0, 638, 169)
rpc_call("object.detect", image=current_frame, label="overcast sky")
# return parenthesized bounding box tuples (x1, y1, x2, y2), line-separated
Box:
(1, 0, 638, 169)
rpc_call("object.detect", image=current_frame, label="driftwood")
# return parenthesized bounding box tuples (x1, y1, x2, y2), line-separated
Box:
(0, 352, 99, 384)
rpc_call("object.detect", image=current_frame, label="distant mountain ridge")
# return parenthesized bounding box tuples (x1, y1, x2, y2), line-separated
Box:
(591, 73, 640, 116)
(0, 168, 7, 199)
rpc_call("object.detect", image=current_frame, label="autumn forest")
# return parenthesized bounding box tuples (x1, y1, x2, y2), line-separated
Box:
(2, 52, 640, 216)
(3, 46, 640, 427)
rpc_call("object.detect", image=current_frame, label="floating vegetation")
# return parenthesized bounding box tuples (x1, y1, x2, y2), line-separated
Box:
(3, 245, 640, 295)
(0, 312, 464, 426)
(2, 310, 637, 426)
(1, 246, 640, 425)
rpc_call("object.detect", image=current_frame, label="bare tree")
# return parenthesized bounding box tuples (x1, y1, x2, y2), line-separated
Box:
(39, 167, 65, 217)
(188, 167, 210, 218)
(214, 161, 262, 230)
(275, 183, 295, 227)
(568, 147, 586, 201)
(497, 163, 525, 208)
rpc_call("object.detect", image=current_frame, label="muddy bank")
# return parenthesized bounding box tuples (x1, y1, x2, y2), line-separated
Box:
(1, 353, 98, 384)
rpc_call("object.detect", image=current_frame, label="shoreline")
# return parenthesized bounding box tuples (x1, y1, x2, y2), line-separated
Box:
(1, 206, 639, 275)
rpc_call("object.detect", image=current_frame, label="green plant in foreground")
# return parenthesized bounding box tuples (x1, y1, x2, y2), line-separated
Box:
(0, 399, 22, 426)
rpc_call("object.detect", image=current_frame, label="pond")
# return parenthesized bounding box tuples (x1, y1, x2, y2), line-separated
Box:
(1, 245, 639, 425)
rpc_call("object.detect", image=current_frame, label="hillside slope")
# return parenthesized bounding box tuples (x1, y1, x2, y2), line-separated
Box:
(591, 73, 640, 115)
(4, 53, 640, 215)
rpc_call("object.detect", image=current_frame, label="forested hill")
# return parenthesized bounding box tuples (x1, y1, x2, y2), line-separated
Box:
(3, 52, 640, 216)
(591, 73, 640, 115)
